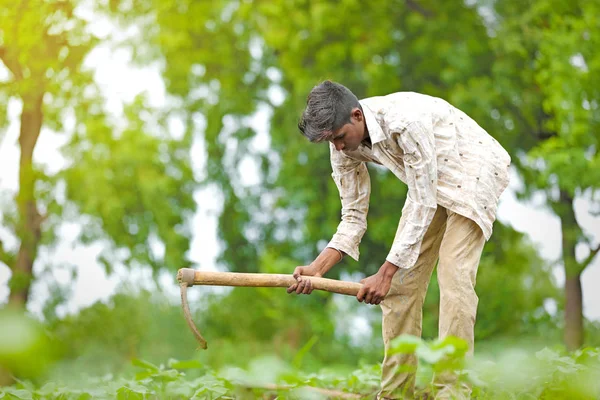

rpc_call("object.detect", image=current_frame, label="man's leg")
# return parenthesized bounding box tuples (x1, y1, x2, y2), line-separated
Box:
(435, 210, 486, 398)
(378, 207, 448, 399)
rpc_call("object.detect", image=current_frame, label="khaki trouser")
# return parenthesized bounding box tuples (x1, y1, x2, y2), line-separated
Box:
(378, 206, 486, 399)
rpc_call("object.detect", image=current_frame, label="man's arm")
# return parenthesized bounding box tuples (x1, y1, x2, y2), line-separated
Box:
(386, 121, 438, 269)
(357, 121, 438, 305)
(326, 143, 371, 261)
(288, 144, 370, 295)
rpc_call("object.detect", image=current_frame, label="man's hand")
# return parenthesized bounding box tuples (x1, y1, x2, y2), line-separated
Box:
(287, 265, 322, 295)
(357, 261, 399, 305)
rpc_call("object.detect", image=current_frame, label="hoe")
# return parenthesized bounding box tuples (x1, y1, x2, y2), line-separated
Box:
(177, 268, 362, 349)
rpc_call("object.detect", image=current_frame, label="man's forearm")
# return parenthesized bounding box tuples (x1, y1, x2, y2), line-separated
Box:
(311, 247, 345, 276)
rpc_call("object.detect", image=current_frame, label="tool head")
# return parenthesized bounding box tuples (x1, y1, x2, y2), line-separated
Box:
(177, 268, 208, 350)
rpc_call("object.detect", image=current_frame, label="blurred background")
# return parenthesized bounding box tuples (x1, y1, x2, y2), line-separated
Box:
(0, 0, 599, 392)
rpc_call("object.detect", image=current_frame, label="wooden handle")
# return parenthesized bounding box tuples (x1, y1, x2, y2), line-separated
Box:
(180, 269, 362, 296)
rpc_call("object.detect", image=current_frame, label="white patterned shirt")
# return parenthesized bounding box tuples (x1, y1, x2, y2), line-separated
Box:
(327, 92, 511, 269)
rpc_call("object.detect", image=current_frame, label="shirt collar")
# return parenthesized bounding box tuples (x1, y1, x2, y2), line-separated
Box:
(359, 100, 386, 145)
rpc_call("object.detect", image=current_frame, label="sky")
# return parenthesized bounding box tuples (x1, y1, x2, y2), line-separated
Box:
(0, 17, 598, 324)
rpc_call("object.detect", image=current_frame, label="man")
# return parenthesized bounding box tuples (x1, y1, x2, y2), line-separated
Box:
(286, 80, 511, 399)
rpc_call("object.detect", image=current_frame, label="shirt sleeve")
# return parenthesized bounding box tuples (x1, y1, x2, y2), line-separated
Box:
(386, 121, 438, 269)
(326, 143, 371, 261)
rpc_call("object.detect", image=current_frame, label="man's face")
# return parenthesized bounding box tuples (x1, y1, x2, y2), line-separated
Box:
(329, 108, 367, 152)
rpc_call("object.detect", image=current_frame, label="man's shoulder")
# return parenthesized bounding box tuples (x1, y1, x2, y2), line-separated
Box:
(360, 92, 441, 110)
(360, 91, 431, 101)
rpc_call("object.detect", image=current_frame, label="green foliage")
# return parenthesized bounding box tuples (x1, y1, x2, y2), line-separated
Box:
(0, 310, 56, 384)
(2, 338, 599, 399)
(458, 0, 600, 270)
(60, 95, 196, 272)
(46, 289, 200, 377)
(0, 0, 196, 306)
(451, 0, 600, 348)
(44, 284, 380, 378)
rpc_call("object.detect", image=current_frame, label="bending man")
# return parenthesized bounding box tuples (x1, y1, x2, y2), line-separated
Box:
(287, 80, 511, 399)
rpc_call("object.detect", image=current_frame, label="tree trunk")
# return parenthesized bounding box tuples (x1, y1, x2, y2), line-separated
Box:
(564, 274, 583, 350)
(7, 93, 44, 309)
(559, 190, 584, 350)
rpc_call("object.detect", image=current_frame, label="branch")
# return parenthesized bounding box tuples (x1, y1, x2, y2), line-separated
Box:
(0, 46, 22, 80)
(504, 102, 536, 139)
(579, 244, 600, 272)
(0, 238, 15, 269)
(405, 0, 434, 17)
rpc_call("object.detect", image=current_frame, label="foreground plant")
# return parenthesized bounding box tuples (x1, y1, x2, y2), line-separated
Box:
(1, 336, 599, 399)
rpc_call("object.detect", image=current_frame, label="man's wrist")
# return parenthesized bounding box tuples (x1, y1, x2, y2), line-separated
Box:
(380, 260, 400, 278)
(310, 247, 342, 276)
(308, 262, 325, 276)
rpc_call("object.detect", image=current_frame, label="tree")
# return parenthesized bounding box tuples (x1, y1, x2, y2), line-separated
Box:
(458, 0, 600, 349)
(0, 0, 195, 309)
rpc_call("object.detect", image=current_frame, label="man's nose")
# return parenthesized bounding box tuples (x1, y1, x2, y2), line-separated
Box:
(334, 141, 344, 151)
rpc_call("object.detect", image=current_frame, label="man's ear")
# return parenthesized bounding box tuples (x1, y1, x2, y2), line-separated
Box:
(351, 107, 363, 122)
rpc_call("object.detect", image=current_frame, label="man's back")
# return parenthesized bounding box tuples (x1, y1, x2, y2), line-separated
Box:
(336, 91, 511, 240)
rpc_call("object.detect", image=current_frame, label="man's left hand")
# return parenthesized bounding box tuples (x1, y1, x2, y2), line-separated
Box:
(357, 270, 394, 305)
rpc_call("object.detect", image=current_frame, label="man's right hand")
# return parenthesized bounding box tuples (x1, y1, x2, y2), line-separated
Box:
(286, 265, 322, 295)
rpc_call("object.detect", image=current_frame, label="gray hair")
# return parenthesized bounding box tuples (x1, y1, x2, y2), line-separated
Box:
(298, 80, 361, 142)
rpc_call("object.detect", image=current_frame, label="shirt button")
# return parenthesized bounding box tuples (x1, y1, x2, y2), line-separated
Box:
(476, 177, 480, 180)
(494, 172, 498, 176)
(444, 158, 448, 162)
(484, 206, 487, 209)
(457, 185, 461, 188)
(459, 153, 463, 156)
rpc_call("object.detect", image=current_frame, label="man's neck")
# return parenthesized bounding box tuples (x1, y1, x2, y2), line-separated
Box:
(362, 136, 372, 149)
(362, 122, 371, 148)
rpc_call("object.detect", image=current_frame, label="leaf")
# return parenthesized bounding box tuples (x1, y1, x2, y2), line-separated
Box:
(190, 374, 232, 399)
(116, 386, 146, 400)
(433, 336, 469, 355)
(0, 389, 33, 400)
(167, 358, 203, 370)
(134, 371, 154, 381)
(154, 369, 181, 382)
(389, 334, 423, 355)
(131, 358, 159, 372)
(536, 348, 561, 362)
(293, 335, 319, 369)
(416, 345, 450, 365)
